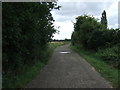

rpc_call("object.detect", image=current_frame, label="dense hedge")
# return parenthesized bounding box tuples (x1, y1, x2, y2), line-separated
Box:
(72, 15, 119, 50)
(71, 11, 120, 69)
(3, 2, 58, 83)
(97, 45, 119, 68)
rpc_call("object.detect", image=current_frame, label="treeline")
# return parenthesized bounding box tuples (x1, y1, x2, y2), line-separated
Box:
(52, 39, 71, 42)
(3, 2, 58, 87)
(71, 10, 120, 69)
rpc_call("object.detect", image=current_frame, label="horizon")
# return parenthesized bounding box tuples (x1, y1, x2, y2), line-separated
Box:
(52, 0, 119, 40)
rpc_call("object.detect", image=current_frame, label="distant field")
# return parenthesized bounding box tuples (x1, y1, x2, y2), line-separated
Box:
(49, 41, 70, 48)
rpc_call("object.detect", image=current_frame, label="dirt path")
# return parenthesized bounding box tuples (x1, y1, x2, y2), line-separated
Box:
(25, 44, 112, 88)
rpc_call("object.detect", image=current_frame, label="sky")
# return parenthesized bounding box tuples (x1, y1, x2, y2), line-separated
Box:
(51, 0, 119, 40)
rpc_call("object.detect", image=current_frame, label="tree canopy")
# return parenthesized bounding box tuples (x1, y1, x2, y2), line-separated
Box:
(3, 2, 59, 87)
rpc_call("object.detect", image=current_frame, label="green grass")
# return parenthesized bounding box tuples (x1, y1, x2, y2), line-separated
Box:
(4, 42, 68, 88)
(70, 45, 119, 88)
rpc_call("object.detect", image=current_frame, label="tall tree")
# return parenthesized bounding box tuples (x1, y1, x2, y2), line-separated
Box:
(101, 10, 107, 29)
(2, 2, 59, 88)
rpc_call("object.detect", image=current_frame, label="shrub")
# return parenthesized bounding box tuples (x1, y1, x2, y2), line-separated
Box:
(97, 45, 119, 69)
(72, 15, 102, 49)
(2, 2, 59, 88)
(87, 30, 105, 50)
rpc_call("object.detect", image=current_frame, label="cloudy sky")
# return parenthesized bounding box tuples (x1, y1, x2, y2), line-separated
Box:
(51, 0, 119, 40)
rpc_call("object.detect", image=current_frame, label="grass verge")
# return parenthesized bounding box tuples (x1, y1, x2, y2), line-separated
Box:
(70, 45, 119, 88)
(4, 42, 68, 88)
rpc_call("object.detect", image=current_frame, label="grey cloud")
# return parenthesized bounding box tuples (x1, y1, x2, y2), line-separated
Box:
(52, 2, 113, 22)
(108, 16, 118, 28)
(52, 1, 118, 39)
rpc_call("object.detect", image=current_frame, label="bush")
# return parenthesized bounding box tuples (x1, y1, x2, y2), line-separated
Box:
(72, 14, 120, 50)
(87, 30, 105, 50)
(97, 45, 119, 69)
(72, 15, 102, 49)
(3, 2, 56, 72)
(2, 2, 58, 88)
(87, 29, 119, 50)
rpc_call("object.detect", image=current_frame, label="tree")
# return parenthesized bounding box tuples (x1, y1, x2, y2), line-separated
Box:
(101, 10, 107, 29)
(2, 2, 59, 88)
(72, 15, 101, 48)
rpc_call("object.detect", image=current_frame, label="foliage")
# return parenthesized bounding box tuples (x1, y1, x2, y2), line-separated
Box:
(71, 14, 102, 49)
(71, 10, 120, 69)
(101, 10, 107, 29)
(2, 2, 59, 88)
(87, 29, 119, 50)
(70, 45, 119, 87)
(71, 12, 119, 50)
(97, 45, 119, 69)
(3, 42, 66, 88)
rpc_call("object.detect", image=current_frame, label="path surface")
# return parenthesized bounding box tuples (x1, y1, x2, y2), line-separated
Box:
(26, 44, 112, 88)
